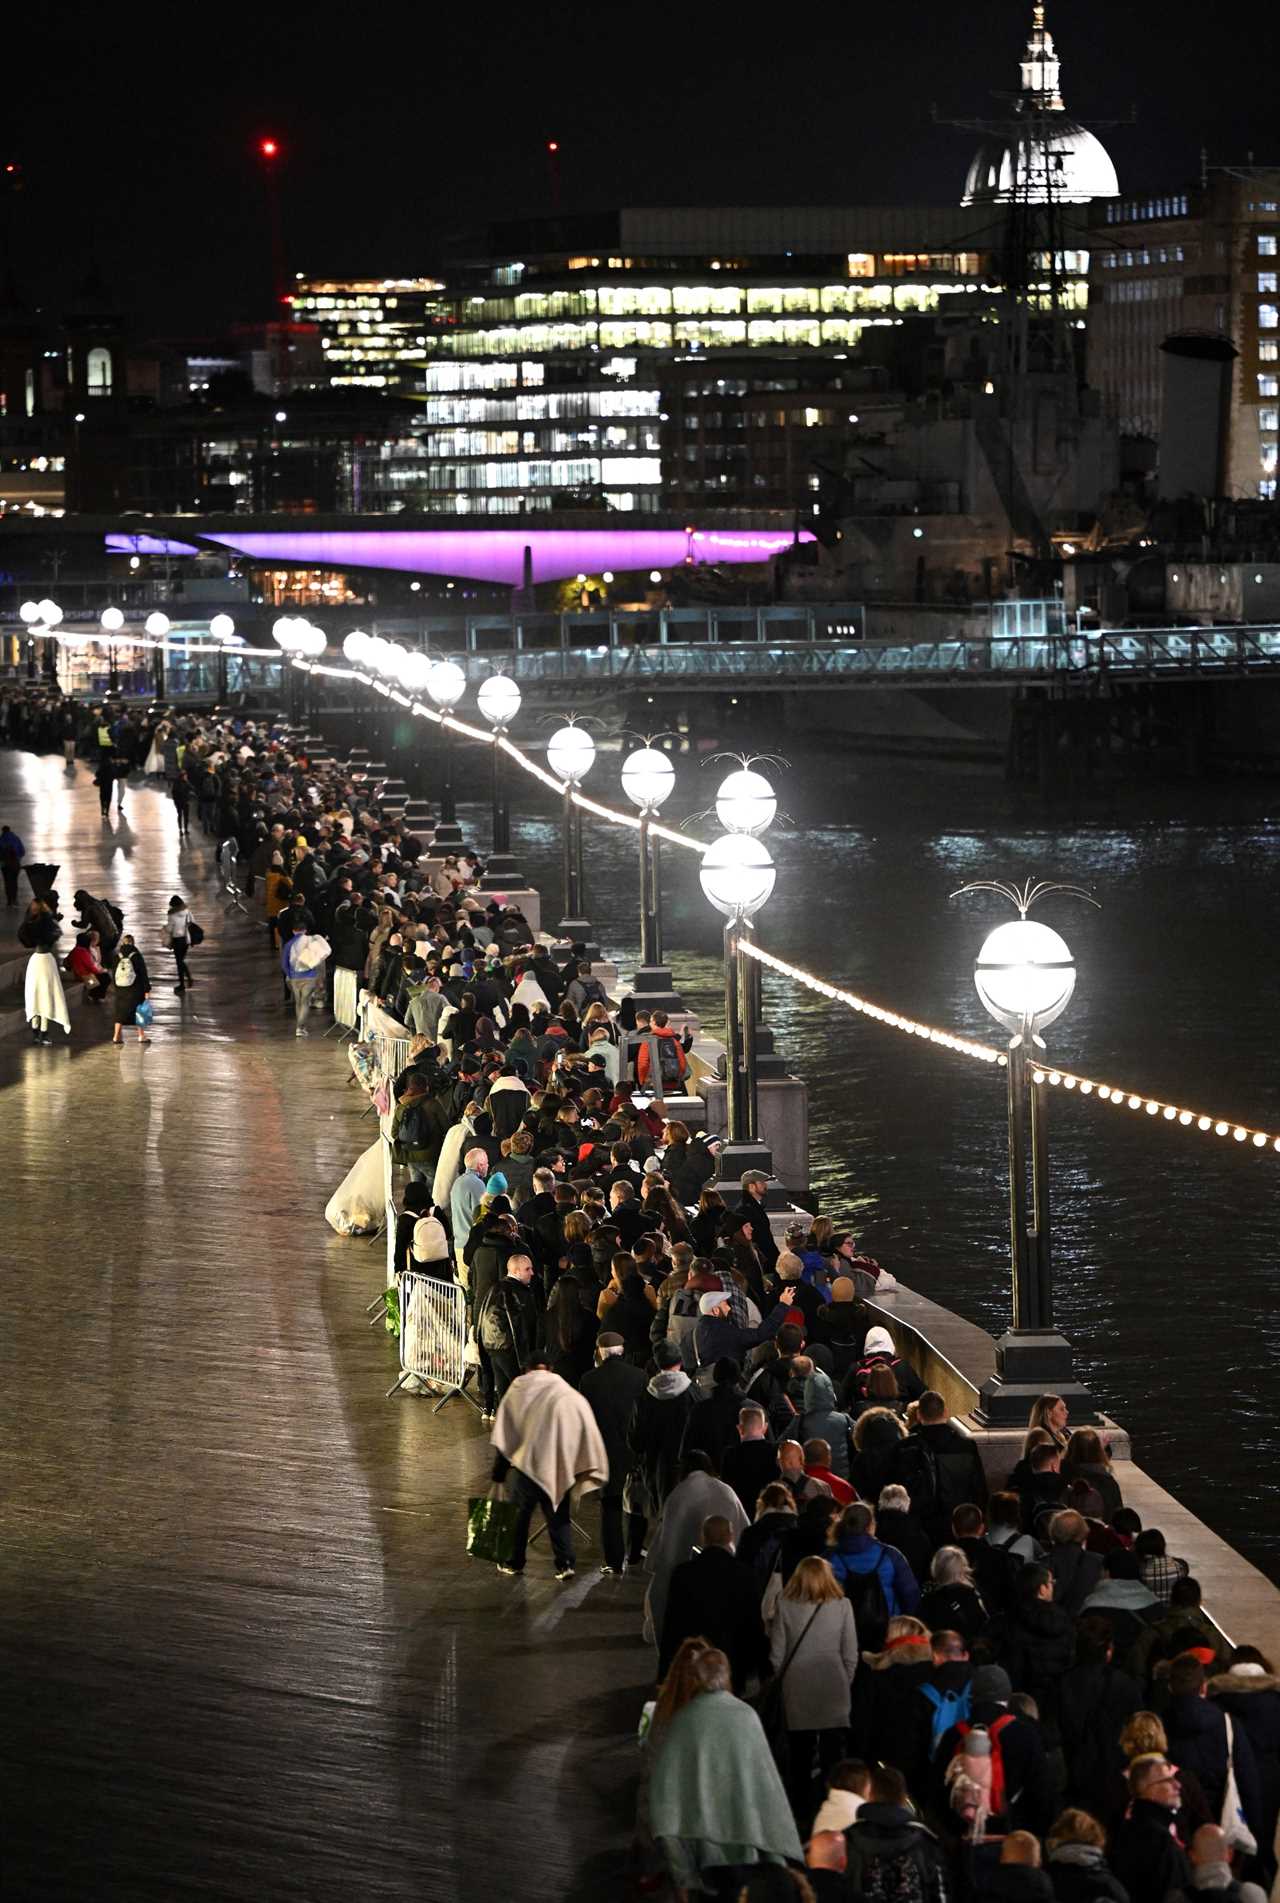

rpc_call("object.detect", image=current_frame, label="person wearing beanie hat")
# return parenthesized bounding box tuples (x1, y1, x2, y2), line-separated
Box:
(937, 1660, 1051, 1835)
(484, 1171, 508, 1198)
(579, 1330, 648, 1576)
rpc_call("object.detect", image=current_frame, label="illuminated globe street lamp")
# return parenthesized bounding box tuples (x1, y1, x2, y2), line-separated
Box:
(960, 880, 1100, 1426)
(547, 719, 597, 948)
(426, 656, 467, 844)
(476, 673, 524, 887)
(621, 744, 684, 1014)
(700, 830, 778, 1180)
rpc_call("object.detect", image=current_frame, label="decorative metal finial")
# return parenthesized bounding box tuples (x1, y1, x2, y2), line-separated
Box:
(950, 878, 1101, 918)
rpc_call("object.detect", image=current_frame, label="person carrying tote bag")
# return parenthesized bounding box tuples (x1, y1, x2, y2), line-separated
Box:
(763, 1554, 859, 1815)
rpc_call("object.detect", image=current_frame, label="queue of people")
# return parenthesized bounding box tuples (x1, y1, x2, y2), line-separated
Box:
(5, 684, 1272, 1903)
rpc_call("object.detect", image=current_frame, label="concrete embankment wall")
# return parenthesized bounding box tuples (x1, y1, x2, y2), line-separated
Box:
(865, 1279, 1280, 1655)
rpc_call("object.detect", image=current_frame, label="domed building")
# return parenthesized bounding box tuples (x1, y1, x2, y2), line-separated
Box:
(962, 4, 1119, 208)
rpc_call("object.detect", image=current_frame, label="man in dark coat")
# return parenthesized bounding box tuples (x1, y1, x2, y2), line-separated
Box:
(718, 1401, 781, 1512)
(657, 1514, 767, 1690)
(1057, 1615, 1144, 1817)
(680, 1360, 747, 1474)
(1164, 1654, 1263, 1838)
(579, 1334, 647, 1575)
(691, 1285, 796, 1375)
(731, 1170, 779, 1276)
(1109, 1756, 1193, 1903)
(888, 1390, 988, 1548)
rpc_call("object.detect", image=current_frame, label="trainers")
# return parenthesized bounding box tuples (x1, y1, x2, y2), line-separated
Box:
(600, 1564, 624, 1578)
(555, 1565, 576, 1582)
(495, 1563, 523, 1577)
(295, 1026, 308, 1038)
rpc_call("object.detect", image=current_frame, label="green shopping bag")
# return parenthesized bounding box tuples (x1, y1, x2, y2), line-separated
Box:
(466, 1488, 520, 1565)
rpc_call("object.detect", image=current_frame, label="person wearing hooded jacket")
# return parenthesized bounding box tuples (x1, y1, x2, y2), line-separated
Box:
(795, 1365, 855, 1480)
(888, 1389, 988, 1548)
(628, 1341, 696, 1518)
(842, 1325, 926, 1415)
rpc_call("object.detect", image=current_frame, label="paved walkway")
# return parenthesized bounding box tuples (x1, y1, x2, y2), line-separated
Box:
(0, 749, 646, 1902)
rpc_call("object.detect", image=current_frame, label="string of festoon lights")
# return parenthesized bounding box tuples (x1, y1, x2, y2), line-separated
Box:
(739, 941, 1280, 1155)
(737, 940, 1008, 1067)
(302, 650, 1280, 1158)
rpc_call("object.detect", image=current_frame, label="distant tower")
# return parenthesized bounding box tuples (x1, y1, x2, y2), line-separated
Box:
(954, 3, 1119, 390)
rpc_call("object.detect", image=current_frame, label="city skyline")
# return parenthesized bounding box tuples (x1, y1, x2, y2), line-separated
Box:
(4, 0, 1274, 334)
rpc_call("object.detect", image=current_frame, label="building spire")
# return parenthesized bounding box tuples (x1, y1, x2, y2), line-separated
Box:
(1020, 1, 1064, 110)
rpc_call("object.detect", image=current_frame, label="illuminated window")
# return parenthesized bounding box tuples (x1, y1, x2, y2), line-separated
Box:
(1262, 409, 1280, 431)
(1263, 479, 1278, 499)
(1263, 341, 1280, 361)
(1260, 274, 1279, 294)
(847, 253, 875, 278)
(1261, 306, 1280, 330)
(1261, 237, 1278, 256)
(86, 346, 113, 397)
(1260, 376, 1280, 397)
(1263, 442, 1279, 473)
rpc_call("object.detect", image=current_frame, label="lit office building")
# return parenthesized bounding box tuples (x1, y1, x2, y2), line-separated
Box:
(417, 206, 1013, 515)
(1088, 168, 1280, 498)
(288, 278, 445, 391)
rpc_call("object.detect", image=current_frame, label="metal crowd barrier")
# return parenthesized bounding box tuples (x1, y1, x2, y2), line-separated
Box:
(329, 965, 360, 1039)
(388, 1270, 480, 1412)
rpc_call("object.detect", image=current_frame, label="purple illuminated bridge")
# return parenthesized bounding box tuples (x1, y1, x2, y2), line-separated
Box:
(105, 525, 813, 585)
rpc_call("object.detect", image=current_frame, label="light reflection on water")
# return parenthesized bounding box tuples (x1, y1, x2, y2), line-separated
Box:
(478, 754, 1280, 1580)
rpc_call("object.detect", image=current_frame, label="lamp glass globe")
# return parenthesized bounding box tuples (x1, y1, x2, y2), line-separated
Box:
(38, 598, 63, 627)
(699, 832, 776, 919)
(100, 607, 125, 632)
(975, 917, 1075, 1035)
(426, 658, 467, 707)
(402, 650, 432, 692)
(209, 613, 235, 641)
(342, 629, 369, 662)
(272, 616, 298, 648)
(477, 674, 522, 727)
(18, 600, 40, 624)
(621, 746, 675, 811)
(144, 611, 171, 638)
(546, 723, 596, 784)
(715, 766, 776, 836)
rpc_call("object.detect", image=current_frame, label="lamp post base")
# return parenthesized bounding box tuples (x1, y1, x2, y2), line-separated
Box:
(431, 820, 465, 847)
(974, 1330, 1100, 1427)
(556, 916, 601, 962)
(476, 855, 524, 889)
(713, 1141, 790, 1209)
(628, 964, 686, 1015)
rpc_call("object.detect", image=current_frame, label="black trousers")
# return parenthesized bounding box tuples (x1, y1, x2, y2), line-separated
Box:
(171, 936, 190, 987)
(1, 865, 17, 904)
(599, 1489, 647, 1570)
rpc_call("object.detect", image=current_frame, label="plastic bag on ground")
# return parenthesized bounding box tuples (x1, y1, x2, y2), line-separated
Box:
(325, 1138, 386, 1235)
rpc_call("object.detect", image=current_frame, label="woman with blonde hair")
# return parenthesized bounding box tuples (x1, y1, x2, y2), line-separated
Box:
(768, 1556, 859, 1817)
(1064, 1427, 1123, 1520)
(849, 1617, 936, 1791)
(1028, 1393, 1071, 1453)
(1044, 1808, 1128, 1902)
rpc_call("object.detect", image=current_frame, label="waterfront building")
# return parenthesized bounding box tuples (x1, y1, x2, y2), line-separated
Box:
(287, 278, 446, 392)
(1088, 166, 1280, 498)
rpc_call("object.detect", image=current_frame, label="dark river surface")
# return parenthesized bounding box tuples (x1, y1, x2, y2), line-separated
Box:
(466, 745, 1280, 1583)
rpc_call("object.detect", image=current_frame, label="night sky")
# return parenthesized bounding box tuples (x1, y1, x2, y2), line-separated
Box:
(4, 0, 1274, 337)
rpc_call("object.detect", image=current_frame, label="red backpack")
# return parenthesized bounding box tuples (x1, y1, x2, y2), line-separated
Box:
(953, 1715, 1017, 1819)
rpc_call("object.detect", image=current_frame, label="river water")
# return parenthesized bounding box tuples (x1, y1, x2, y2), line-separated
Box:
(479, 748, 1280, 1583)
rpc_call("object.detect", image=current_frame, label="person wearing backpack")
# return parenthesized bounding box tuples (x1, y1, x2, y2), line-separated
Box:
(475, 1252, 543, 1411)
(849, 1616, 936, 1790)
(828, 1502, 921, 1654)
(889, 1390, 988, 1548)
(635, 1009, 688, 1092)
(842, 1763, 949, 1903)
(109, 933, 151, 1046)
(843, 1325, 926, 1416)
(938, 1664, 1051, 1835)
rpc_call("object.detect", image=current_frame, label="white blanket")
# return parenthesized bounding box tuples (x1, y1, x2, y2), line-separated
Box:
(25, 951, 70, 1035)
(491, 1368, 608, 1508)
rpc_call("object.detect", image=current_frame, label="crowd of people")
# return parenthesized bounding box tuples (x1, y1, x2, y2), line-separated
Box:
(3, 684, 1275, 1903)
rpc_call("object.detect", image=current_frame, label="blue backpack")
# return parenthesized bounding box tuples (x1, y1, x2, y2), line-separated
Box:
(921, 1680, 972, 1759)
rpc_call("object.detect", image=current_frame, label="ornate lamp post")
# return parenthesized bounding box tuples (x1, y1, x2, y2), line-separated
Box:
(961, 880, 1101, 1425)
(546, 719, 597, 948)
(700, 829, 777, 1182)
(621, 744, 684, 1013)
(426, 657, 466, 844)
(476, 673, 524, 887)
